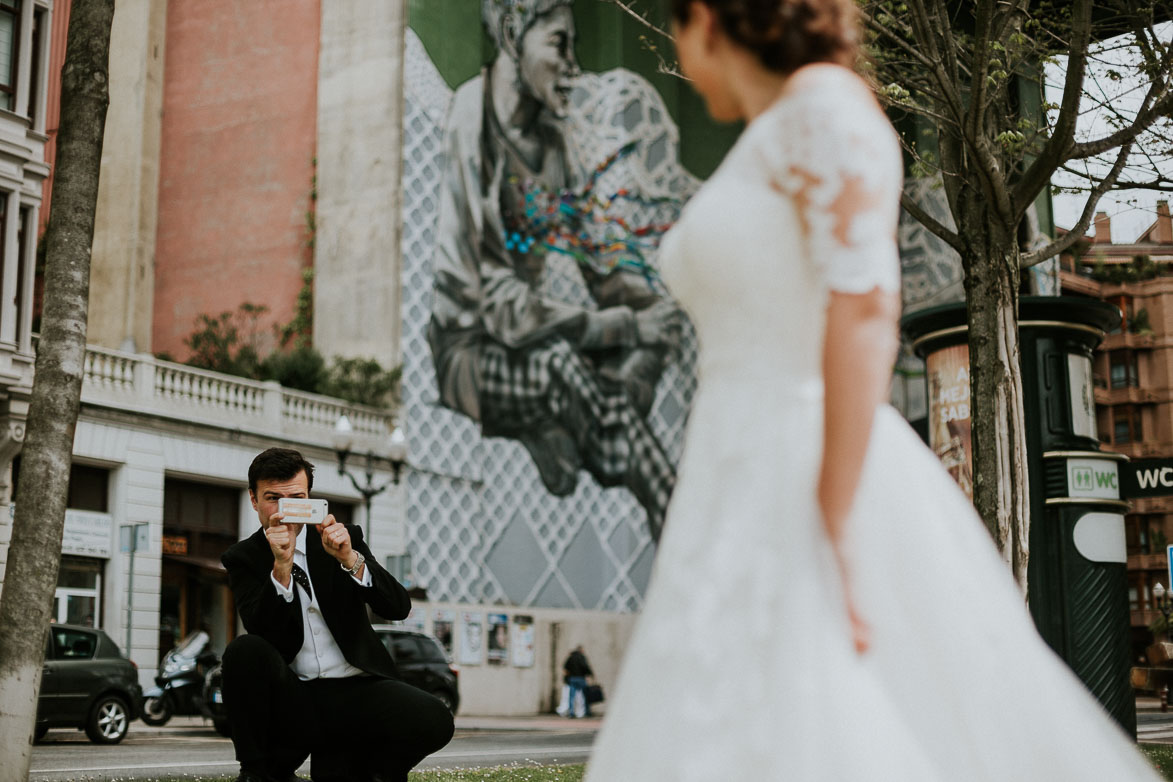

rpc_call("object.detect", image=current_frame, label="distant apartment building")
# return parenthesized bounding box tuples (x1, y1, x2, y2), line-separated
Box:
(1059, 202, 1173, 659)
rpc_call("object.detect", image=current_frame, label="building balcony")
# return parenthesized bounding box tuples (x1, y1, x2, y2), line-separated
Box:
(1132, 496, 1173, 515)
(1104, 441, 1173, 460)
(1094, 386, 1164, 405)
(79, 344, 395, 451)
(1134, 609, 1160, 628)
(1130, 553, 1170, 571)
(1101, 332, 1158, 351)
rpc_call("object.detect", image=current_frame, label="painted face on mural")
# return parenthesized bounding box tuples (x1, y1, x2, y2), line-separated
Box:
(517, 6, 580, 119)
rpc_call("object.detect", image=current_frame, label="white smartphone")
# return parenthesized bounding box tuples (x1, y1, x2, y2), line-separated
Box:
(276, 497, 329, 525)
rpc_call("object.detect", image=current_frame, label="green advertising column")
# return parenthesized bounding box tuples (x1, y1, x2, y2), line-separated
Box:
(903, 297, 1135, 736)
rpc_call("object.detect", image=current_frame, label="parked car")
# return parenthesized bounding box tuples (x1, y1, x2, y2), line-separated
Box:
(372, 626, 460, 714)
(36, 623, 142, 744)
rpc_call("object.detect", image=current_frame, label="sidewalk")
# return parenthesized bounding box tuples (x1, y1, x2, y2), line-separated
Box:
(131, 713, 602, 736)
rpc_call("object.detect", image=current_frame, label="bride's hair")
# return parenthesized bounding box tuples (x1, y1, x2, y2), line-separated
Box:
(668, 0, 859, 73)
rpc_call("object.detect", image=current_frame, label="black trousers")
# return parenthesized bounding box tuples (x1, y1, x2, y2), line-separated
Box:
(222, 634, 455, 782)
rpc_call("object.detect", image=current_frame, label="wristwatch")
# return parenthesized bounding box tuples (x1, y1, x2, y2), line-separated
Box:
(340, 552, 365, 576)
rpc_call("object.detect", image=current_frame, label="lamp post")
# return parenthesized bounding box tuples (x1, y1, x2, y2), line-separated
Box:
(332, 415, 407, 542)
(1154, 582, 1173, 711)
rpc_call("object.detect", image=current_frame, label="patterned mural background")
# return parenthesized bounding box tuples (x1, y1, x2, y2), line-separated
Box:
(400, 26, 699, 611)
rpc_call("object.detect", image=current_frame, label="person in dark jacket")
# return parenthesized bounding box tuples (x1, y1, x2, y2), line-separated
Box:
(220, 448, 453, 782)
(562, 646, 595, 718)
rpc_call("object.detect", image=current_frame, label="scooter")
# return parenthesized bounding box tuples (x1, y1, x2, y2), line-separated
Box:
(203, 660, 230, 737)
(141, 630, 219, 726)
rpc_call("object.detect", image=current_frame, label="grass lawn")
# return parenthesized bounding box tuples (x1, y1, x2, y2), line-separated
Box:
(1143, 744, 1173, 780)
(140, 765, 586, 782)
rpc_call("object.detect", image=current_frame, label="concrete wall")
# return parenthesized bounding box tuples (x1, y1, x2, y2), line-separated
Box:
(87, 0, 168, 353)
(401, 601, 638, 716)
(313, 0, 406, 367)
(153, 0, 319, 360)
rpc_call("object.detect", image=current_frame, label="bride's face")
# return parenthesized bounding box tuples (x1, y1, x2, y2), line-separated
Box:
(672, 2, 741, 122)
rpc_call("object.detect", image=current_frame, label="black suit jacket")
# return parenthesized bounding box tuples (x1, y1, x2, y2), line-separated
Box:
(221, 523, 410, 680)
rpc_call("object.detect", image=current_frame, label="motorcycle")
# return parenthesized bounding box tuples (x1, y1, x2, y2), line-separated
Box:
(203, 660, 230, 737)
(141, 630, 220, 727)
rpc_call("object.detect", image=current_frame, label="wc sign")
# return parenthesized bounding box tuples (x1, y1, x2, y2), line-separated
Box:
(1067, 458, 1121, 500)
(1122, 459, 1173, 499)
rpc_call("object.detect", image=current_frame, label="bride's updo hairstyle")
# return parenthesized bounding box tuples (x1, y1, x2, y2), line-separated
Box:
(669, 0, 858, 73)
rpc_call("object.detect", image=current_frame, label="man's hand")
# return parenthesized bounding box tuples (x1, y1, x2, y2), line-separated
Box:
(635, 300, 683, 349)
(266, 513, 297, 588)
(317, 515, 356, 567)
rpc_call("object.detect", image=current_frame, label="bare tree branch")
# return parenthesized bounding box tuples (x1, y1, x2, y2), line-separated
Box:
(1022, 137, 1136, 266)
(901, 191, 965, 253)
(1015, 0, 1095, 215)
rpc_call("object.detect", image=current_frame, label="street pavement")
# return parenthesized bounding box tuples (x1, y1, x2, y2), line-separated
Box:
(29, 697, 1172, 780)
(28, 714, 600, 781)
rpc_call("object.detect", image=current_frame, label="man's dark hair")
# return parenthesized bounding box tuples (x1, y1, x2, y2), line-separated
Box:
(248, 448, 315, 495)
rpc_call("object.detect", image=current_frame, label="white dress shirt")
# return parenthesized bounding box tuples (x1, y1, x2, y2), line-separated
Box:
(270, 526, 372, 681)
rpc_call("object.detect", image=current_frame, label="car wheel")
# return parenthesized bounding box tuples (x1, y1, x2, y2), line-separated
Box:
(213, 718, 232, 738)
(140, 695, 172, 726)
(430, 689, 457, 714)
(85, 695, 130, 744)
(33, 724, 48, 743)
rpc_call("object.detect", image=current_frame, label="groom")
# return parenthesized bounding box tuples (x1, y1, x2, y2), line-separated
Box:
(220, 448, 453, 782)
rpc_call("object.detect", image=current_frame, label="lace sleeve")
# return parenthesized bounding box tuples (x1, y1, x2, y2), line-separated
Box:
(757, 81, 904, 295)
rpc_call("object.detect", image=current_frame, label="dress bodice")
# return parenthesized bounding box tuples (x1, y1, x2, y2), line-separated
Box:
(659, 68, 903, 395)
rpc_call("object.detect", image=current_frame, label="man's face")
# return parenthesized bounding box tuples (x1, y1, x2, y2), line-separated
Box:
(250, 471, 310, 530)
(517, 6, 580, 119)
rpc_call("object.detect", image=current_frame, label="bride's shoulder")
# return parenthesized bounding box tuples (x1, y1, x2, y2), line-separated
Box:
(772, 64, 884, 122)
(752, 65, 896, 156)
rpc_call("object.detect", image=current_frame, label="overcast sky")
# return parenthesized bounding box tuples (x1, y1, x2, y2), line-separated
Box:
(1047, 23, 1172, 243)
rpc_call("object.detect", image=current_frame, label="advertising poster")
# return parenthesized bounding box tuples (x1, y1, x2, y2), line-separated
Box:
(399, 607, 426, 634)
(459, 611, 483, 665)
(511, 614, 535, 668)
(926, 343, 974, 500)
(1067, 353, 1098, 441)
(433, 609, 455, 658)
(487, 612, 509, 666)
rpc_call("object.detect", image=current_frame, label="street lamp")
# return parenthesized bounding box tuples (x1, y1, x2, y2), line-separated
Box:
(1156, 583, 1173, 638)
(333, 414, 407, 540)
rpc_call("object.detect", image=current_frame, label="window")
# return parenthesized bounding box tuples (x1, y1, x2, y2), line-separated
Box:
(1107, 295, 1133, 335)
(0, 1, 19, 112)
(1109, 351, 1139, 389)
(10, 460, 109, 512)
(387, 635, 424, 663)
(163, 478, 240, 536)
(68, 464, 109, 512)
(51, 627, 96, 659)
(52, 556, 102, 627)
(1113, 406, 1143, 444)
(27, 7, 41, 125)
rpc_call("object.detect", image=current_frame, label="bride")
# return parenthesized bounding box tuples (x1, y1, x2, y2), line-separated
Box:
(584, 1, 1161, 779)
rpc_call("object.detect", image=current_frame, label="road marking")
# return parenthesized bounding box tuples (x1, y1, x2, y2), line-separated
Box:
(31, 760, 239, 774)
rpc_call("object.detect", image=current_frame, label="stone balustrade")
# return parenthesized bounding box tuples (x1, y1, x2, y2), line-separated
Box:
(79, 344, 396, 450)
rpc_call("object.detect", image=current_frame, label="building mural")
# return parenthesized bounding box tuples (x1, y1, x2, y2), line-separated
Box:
(400, 0, 704, 610)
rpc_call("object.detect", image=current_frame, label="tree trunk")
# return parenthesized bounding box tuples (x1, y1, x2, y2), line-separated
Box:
(0, 1, 113, 777)
(962, 228, 1031, 597)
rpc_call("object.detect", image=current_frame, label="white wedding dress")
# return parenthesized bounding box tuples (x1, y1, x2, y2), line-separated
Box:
(584, 69, 1160, 782)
